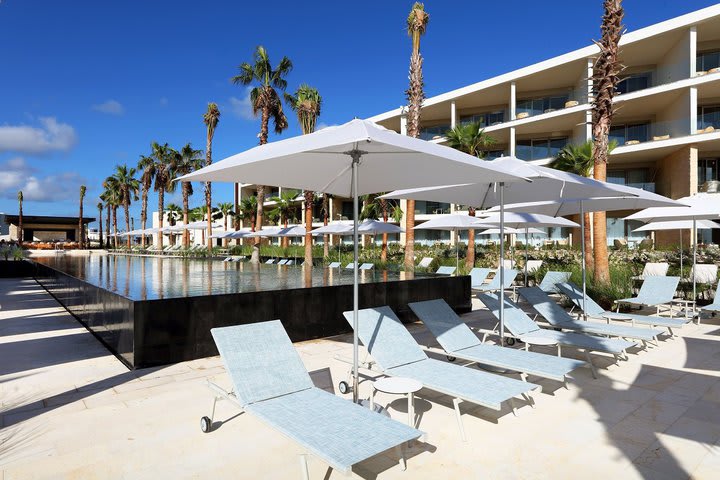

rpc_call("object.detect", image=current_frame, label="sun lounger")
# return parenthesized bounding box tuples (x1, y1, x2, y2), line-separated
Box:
(360, 263, 374, 270)
(614, 276, 680, 315)
(345, 262, 356, 269)
(526, 260, 543, 273)
(435, 266, 456, 275)
(502, 259, 515, 270)
(470, 268, 493, 289)
(327, 262, 341, 268)
(408, 299, 587, 384)
(477, 293, 636, 376)
(265, 259, 276, 264)
(700, 284, 720, 324)
(518, 287, 663, 346)
(278, 259, 289, 265)
(473, 268, 518, 295)
(206, 321, 421, 476)
(343, 307, 540, 441)
(557, 282, 687, 335)
(632, 262, 669, 280)
(689, 264, 718, 285)
(417, 257, 434, 268)
(538, 271, 571, 294)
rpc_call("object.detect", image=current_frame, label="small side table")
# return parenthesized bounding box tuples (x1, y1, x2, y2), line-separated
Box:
(519, 335, 561, 357)
(370, 377, 422, 427)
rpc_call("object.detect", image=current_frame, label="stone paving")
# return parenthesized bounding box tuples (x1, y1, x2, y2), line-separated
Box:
(1, 277, 720, 479)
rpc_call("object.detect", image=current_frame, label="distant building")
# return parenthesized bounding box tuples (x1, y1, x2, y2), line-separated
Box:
(3, 214, 95, 243)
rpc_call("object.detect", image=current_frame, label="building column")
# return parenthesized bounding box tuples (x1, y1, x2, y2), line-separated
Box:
(450, 100, 457, 129)
(509, 127, 516, 156)
(509, 82, 516, 120)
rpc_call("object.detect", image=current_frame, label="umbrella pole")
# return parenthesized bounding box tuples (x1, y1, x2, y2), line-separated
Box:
(581, 201, 587, 320)
(499, 183, 505, 345)
(679, 231, 683, 274)
(350, 153, 360, 403)
(456, 233, 459, 275)
(693, 218, 697, 311)
(525, 228, 529, 287)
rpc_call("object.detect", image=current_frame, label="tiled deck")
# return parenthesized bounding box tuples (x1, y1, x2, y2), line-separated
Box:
(1, 277, 719, 479)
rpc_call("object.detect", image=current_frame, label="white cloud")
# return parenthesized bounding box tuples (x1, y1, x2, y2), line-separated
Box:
(0, 156, 87, 202)
(228, 87, 256, 120)
(91, 99, 125, 115)
(0, 117, 77, 154)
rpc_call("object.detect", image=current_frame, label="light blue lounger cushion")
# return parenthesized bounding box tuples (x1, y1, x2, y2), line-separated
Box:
(477, 293, 635, 354)
(557, 282, 686, 329)
(435, 266, 456, 275)
(538, 271, 572, 293)
(408, 299, 586, 382)
(518, 287, 662, 341)
(702, 285, 720, 312)
(211, 321, 421, 473)
(475, 268, 518, 292)
(470, 268, 493, 288)
(616, 276, 680, 307)
(343, 307, 539, 410)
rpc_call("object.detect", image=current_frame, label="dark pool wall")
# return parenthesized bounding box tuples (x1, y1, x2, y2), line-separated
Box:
(34, 261, 470, 369)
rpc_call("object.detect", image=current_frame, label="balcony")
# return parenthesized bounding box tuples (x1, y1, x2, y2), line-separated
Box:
(516, 137, 568, 161)
(515, 90, 586, 120)
(459, 110, 506, 128)
(415, 201, 451, 215)
(697, 106, 720, 134)
(697, 51, 720, 76)
(419, 124, 451, 141)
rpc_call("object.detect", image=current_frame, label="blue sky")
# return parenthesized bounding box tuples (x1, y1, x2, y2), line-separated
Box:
(1, 0, 717, 227)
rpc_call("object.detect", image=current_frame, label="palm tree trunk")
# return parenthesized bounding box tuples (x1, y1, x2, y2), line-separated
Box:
(18, 199, 23, 246)
(112, 207, 118, 249)
(205, 134, 214, 254)
(584, 212, 594, 271)
(251, 106, 271, 264)
(304, 191, 313, 266)
(141, 187, 148, 248)
(466, 208, 476, 269)
(322, 193, 329, 258)
(182, 182, 190, 248)
(124, 201, 131, 249)
(98, 207, 103, 248)
(105, 205, 111, 249)
(157, 187, 164, 248)
(79, 200, 84, 249)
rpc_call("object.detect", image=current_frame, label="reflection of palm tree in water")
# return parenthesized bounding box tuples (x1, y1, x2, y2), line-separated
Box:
(303, 263, 312, 289)
(123, 256, 131, 297)
(207, 260, 214, 296)
(157, 257, 164, 300)
(140, 258, 147, 300)
(111, 255, 118, 292)
(182, 260, 189, 297)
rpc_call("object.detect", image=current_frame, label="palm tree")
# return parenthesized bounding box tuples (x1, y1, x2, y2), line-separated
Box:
(112, 165, 140, 248)
(217, 202, 235, 246)
(232, 46, 292, 263)
(100, 190, 112, 249)
(239, 196, 258, 233)
(151, 142, 177, 248)
(97, 201, 104, 248)
(102, 176, 121, 249)
(173, 143, 204, 248)
(268, 191, 299, 248)
(189, 205, 221, 245)
(361, 195, 403, 262)
(285, 84, 322, 266)
(404, 2, 430, 270)
(550, 140, 618, 272)
(592, 0, 624, 283)
(444, 121, 496, 267)
(321, 193, 330, 258)
(203, 103, 221, 252)
(17, 191, 23, 246)
(78, 185, 86, 248)
(137, 154, 156, 248)
(165, 203, 182, 246)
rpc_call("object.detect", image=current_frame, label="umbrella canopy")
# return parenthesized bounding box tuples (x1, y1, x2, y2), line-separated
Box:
(477, 227, 525, 235)
(225, 229, 254, 239)
(245, 227, 284, 238)
(176, 118, 530, 403)
(209, 231, 237, 239)
(275, 225, 308, 237)
(474, 212, 579, 229)
(413, 215, 487, 272)
(357, 219, 404, 235)
(632, 219, 720, 232)
(311, 222, 354, 236)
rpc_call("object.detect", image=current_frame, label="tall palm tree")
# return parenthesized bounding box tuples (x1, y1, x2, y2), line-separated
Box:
(285, 84, 322, 266)
(445, 121, 496, 267)
(321, 193, 330, 258)
(100, 190, 112, 249)
(137, 154, 156, 248)
(151, 142, 177, 248)
(203, 103, 221, 252)
(232, 46, 292, 263)
(103, 176, 121, 249)
(112, 165, 140, 248)
(173, 143, 204, 248)
(97, 201, 104, 248)
(165, 203, 182, 246)
(239, 196, 258, 232)
(404, 2, 430, 270)
(268, 191, 299, 248)
(217, 202, 235, 247)
(189, 205, 221, 245)
(592, 0, 624, 283)
(17, 191, 23, 246)
(78, 185, 86, 248)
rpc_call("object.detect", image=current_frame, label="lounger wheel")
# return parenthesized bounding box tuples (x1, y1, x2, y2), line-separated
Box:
(446, 355, 456, 362)
(200, 416, 212, 433)
(338, 381, 351, 395)
(505, 337, 516, 346)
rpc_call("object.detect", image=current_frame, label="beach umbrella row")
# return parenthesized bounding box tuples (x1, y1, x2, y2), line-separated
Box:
(633, 220, 720, 272)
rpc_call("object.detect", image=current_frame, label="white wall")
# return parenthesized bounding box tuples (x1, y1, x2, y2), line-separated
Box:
(658, 28, 692, 84)
(656, 90, 693, 138)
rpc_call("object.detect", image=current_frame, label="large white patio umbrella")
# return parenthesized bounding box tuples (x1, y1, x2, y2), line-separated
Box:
(491, 190, 684, 317)
(177, 118, 529, 402)
(413, 214, 487, 273)
(633, 220, 720, 272)
(382, 156, 635, 343)
(474, 212, 579, 285)
(626, 193, 720, 304)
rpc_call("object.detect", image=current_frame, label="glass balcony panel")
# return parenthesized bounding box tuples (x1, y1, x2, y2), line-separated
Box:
(698, 106, 720, 131)
(419, 124, 450, 141)
(548, 138, 568, 158)
(697, 51, 720, 72)
(617, 72, 652, 94)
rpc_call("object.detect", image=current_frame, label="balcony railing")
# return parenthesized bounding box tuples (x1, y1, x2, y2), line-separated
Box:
(515, 89, 587, 120)
(419, 124, 451, 141)
(697, 109, 720, 134)
(697, 51, 720, 75)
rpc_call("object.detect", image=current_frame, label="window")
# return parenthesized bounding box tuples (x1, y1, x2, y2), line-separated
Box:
(415, 201, 450, 215)
(616, 72, 652, 94)
(606, 218, 647, 246)
(419, 124, 450, 141)
(340, 201, 354, 220)
(516, 137, 568, 161)
(607, 169, 654, 191)
(697, 51, 720, 72)
(482, 149, 507, 160)
(609, 122, 650, 144)
(698, 158, 720, 185)
(516, 94, 570, 117)
(459, 110, 505, 127)
(698, 105, 720, 131)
